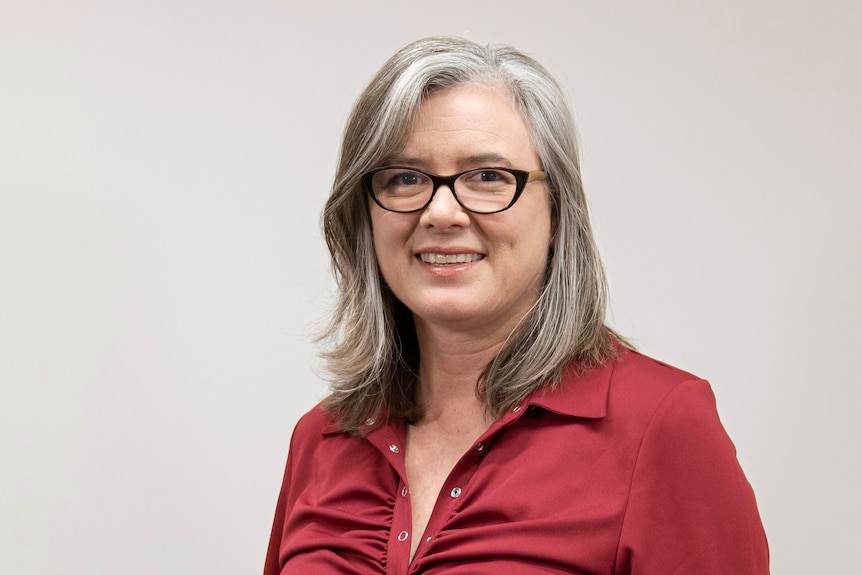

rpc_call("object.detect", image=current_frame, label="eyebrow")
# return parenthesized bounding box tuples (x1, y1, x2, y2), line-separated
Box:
(385, 153, 513, 170)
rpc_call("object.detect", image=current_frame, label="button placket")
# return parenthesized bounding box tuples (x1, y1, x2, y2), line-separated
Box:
(416, 424, 504, 565)
(389, 478, 413, 570)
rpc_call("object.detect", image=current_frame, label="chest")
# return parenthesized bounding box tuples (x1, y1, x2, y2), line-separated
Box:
(281, 411, 640, 574)
(404, 426, 483, 560)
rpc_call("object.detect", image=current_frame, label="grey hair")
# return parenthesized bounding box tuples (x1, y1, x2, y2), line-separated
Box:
(318, 36, 625, 433)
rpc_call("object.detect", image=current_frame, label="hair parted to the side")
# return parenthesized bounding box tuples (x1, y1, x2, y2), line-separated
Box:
(318, 36, 627, 433)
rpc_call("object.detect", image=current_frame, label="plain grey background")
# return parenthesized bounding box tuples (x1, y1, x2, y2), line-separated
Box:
(1, 1, 860, 573)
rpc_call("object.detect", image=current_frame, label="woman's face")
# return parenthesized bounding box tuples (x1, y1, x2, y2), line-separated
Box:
(370, 84, 553, 336)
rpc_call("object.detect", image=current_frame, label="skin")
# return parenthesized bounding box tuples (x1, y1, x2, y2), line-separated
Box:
(368, 84, 554, 561)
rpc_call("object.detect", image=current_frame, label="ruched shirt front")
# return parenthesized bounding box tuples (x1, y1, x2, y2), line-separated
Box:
(264, 347, 769, 574)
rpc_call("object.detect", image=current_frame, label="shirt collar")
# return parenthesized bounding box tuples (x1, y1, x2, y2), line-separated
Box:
(519, 353, 615, 419)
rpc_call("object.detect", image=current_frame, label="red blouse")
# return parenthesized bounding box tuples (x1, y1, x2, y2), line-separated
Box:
(264, 347, 769, 574)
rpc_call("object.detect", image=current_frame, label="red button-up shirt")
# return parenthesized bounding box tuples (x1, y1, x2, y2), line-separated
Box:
(264, 347, 769, 574)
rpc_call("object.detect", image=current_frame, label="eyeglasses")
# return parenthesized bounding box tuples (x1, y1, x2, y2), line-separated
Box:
(361, 166, 547, 214)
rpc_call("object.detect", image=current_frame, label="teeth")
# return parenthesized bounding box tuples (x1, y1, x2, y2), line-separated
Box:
(420, 253, 484, 265)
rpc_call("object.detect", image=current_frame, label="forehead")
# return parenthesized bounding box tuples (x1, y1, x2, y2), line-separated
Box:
(392, 84, 539, 170)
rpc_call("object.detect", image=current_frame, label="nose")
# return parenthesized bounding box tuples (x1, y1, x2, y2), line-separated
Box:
(419, 184, 471, 229)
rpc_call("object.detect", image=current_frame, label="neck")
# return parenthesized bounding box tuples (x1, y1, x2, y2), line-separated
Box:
(412, 318, 515, 423)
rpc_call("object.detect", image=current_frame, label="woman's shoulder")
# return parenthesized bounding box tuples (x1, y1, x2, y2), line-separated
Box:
(608, 345, 707, 397)
(611, 345, 699, 383)
(584, 345, 721, 426)
(537, 344, 712, 423)
(288, 401, 340, 444)
(596, 346, 734, 446)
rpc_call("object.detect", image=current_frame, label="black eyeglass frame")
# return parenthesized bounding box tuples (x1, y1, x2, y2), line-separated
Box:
(361, 166, 547, 214)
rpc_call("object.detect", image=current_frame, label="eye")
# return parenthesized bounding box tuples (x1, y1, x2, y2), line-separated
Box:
(380, 169, 427, 188)
(478, 170, 504, 182)
(371, 168, 432, 200)
(395, 172, 421, 185)
(462, 168, 515, 188)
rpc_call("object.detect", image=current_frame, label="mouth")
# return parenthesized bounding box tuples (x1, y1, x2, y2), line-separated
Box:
(419, 253, 485, 266)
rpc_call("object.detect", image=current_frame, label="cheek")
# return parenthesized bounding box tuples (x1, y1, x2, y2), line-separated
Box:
(370, 210, 416, 271)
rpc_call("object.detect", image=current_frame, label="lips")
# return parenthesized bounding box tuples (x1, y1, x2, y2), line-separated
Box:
(419, 253, 485, 265)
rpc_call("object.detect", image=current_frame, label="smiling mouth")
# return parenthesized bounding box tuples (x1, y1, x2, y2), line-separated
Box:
(419, 253, 485, 265)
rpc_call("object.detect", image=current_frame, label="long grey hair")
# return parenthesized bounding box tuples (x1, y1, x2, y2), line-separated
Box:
(318, 36, 624, 433)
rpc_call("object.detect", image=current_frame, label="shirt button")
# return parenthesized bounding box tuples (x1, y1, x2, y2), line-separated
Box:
(450, 487, 462, 498)
(475, 442, 485, 452)
(397, 530, 409, 542)
(401, 486, 408, 497)
(389, 444, 400, 454)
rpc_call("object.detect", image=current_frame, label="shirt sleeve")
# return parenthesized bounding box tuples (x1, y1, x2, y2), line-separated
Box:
(615, 379, 769, 573)
(263, 417, 303, 575)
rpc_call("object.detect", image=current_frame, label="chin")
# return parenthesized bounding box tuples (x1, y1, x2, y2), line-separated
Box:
(411, 302, 483, 324)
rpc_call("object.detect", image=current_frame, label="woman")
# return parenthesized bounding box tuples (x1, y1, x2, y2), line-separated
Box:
(265, 36, 769, 574)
